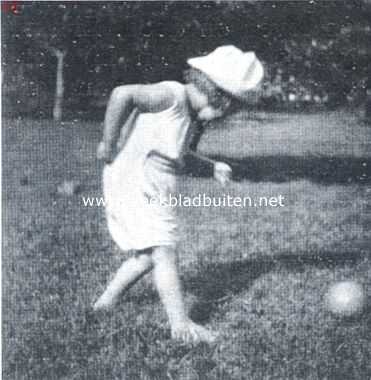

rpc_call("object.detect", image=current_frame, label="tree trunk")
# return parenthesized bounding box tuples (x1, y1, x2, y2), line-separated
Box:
(52, 49, 66, 121)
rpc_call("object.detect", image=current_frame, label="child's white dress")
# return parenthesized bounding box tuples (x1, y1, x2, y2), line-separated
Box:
(103, 81, 193, 251)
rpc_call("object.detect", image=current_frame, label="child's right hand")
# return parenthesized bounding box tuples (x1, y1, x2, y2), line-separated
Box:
(214, 161, 232, 186)
(97, 141, 116, 164)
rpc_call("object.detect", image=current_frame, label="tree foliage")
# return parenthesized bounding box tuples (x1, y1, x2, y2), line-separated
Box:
(2, 1, 371, 118)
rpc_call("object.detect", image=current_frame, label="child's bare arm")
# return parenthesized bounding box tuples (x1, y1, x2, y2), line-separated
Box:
(185, 121, 215, 168)
(187, 150, 232, 186)
(99, 83, 175, 163)
(187, 150, 215, 166)
(186, 121, 232, 185)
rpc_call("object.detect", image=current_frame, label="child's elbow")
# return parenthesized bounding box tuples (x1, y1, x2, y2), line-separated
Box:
(110, 86, 126, 101)
(109, 86, 133, 106)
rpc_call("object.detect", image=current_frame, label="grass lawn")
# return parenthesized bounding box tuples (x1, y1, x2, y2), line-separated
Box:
(2, 111, 371, 379)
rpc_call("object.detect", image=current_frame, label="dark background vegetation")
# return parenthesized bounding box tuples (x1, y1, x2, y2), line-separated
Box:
(2, 1, 371, 120)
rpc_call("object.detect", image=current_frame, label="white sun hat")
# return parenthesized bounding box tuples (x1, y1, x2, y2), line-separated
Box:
(187, 45, 264, 99)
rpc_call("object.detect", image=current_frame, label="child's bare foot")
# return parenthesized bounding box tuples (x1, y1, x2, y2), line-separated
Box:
(171, 319, 218, 344)
(93, 291, 117, 312)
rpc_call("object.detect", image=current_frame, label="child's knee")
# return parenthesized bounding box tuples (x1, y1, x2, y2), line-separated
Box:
(151, 245, 177, 265)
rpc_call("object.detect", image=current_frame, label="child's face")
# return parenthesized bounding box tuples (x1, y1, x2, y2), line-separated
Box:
(185, 69, 234, 121)
(197, 91, 232, 121)
(197, 103, 230, 121)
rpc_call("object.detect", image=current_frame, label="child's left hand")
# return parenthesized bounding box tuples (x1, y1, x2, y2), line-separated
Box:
(214, 161, 232, 186)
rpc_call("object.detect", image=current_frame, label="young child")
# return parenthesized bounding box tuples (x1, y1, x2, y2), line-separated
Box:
(94, 45, 264, 344)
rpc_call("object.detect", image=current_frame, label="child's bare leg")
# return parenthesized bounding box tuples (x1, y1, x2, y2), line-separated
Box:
(152, 245, 216, 344)
(93, 249, 153, 311)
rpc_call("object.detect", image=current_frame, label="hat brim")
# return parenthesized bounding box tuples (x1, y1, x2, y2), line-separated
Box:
(187, 56, 264, 100)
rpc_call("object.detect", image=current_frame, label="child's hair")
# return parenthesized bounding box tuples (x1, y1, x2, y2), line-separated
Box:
(183, 68, 234, 111)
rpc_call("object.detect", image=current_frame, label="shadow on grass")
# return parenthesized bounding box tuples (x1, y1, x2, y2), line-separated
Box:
(183, 154, 371, 185)
(185, 251, 370, 323)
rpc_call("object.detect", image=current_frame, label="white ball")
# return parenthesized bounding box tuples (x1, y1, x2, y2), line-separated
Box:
(325, 281, 366, 316)
(57, 180, 80, 196)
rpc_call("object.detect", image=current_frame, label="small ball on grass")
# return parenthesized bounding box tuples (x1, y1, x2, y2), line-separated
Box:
(57, 180, 80, 196)
(325, 281, 366, 317)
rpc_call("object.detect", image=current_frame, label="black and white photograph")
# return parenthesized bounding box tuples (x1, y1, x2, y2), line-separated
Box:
(2, 1, 371, 379)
